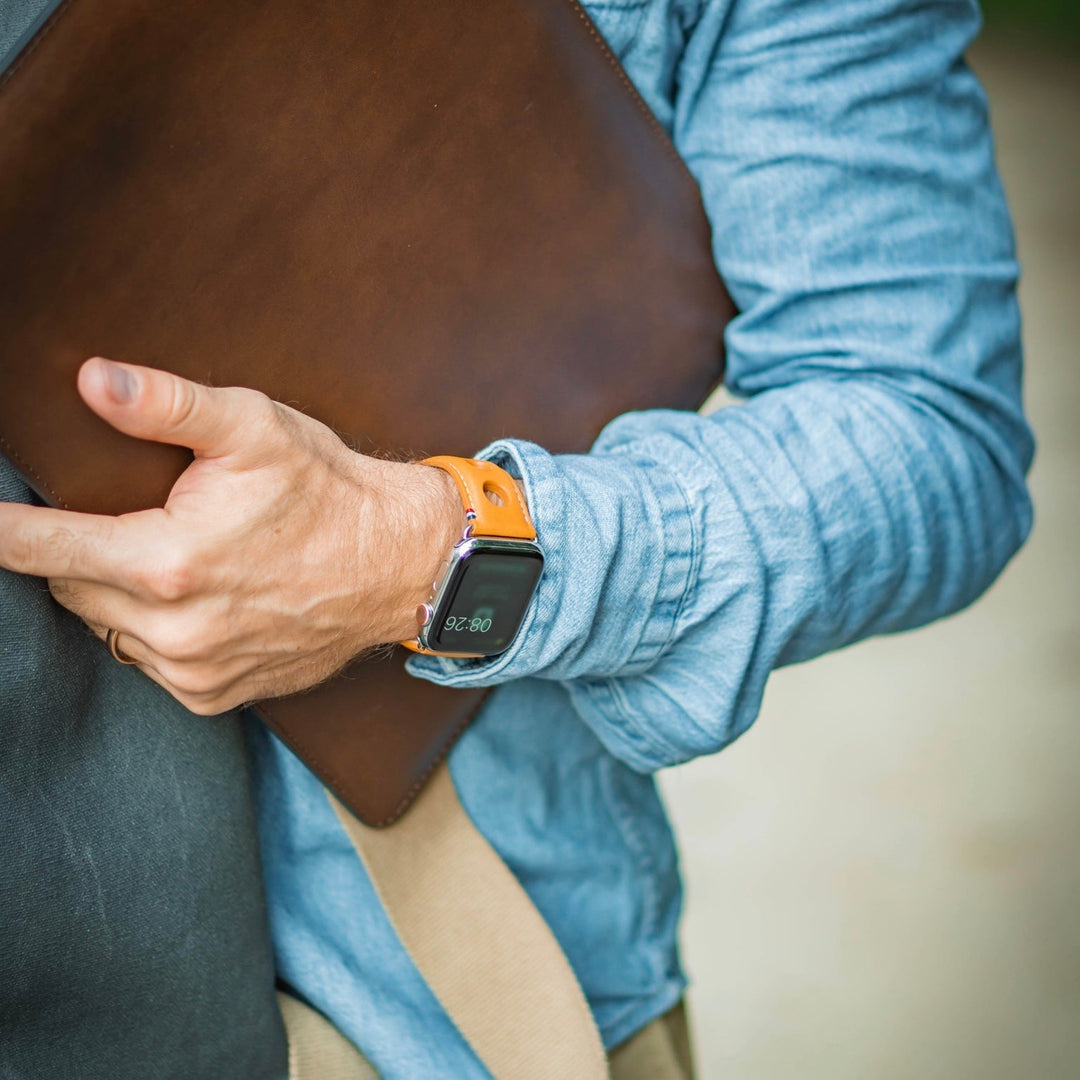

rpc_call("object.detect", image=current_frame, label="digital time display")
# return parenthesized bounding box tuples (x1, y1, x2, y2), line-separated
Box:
(432, 548, 544, 655)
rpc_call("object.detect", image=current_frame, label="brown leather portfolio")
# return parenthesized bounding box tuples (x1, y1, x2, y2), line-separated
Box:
(0, 0, 734, 824)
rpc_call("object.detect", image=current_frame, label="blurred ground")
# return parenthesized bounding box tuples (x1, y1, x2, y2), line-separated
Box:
(660, 35, 1080, 1080)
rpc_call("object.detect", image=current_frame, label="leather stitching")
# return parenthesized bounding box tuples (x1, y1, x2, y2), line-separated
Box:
(563, 0, 695, 184)
(501, 464, 533, 524)
(0, 434, 69, 508)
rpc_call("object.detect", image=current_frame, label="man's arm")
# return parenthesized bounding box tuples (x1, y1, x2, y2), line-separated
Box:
(407, 0, 1034, 770)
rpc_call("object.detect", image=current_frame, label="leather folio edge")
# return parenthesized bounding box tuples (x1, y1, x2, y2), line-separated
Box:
(256, 684, 486, 829)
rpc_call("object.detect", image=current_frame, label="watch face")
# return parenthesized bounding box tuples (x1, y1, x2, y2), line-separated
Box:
(431, 546, 544, 655)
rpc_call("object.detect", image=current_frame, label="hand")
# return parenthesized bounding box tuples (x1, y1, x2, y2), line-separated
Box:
(0, 358, 461, 714)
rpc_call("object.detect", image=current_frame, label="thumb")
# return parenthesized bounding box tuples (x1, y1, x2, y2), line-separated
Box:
(78, 357, 259, 459)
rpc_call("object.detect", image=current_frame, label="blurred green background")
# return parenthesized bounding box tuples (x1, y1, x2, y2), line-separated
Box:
(981, 0, 1080, 43)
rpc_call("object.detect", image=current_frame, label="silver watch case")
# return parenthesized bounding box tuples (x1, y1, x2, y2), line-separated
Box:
(414, 532, 544, 656)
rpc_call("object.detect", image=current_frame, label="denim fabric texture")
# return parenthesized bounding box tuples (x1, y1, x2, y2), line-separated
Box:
(253, 1, 1034, 1077)
(0, 0, 59, 73)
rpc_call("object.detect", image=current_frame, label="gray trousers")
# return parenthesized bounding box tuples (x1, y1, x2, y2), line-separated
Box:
(0, 456, 288, 1079)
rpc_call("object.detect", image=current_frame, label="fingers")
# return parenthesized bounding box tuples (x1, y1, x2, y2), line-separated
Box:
(77, 356, 279, 460)
(49, 577, 140, 630)
(71, 581, 336, 716)
(55, 580, 215, 668)
(0, 502, 138, 584)
(0, 497, 219, 599)
(84, 621, 147, 666)
(83, 614, 244, 717)
(112, 642, 236, 717)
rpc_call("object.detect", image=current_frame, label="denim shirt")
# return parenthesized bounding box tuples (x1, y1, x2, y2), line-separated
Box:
(251, 1, 1033, 1075)
(4, 1, 1033, 1077)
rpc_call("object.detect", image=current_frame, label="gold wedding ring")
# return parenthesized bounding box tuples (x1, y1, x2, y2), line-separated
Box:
(106, 627, 139, 665)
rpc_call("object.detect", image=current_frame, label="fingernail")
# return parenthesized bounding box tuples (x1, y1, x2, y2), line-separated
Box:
(100, 359, 136, 404)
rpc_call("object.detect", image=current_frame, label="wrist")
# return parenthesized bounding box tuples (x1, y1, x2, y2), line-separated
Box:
(401, 457, 542, 657)
(382, 461, 464, 643)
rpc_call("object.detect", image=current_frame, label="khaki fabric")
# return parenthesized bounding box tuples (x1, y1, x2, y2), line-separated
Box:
(328, 765, 608, 1079)
(278, 991, 378, 1080)
(280, 989, 694, 1080)
(610, 1002, 696, 1080)
(301, 762, 696, 1079)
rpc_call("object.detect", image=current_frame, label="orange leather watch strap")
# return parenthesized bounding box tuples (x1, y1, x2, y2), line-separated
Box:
(401, 457, 538, 656)
(421, 456, 536, 541)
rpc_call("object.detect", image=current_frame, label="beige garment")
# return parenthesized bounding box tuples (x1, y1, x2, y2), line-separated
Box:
(609, 1002, 696, 1080)
(280, 991, 696, 1080)
(278, 991, 378, 1080)
(281, 761, 693, 1079)
(328, 769, 608, 1079)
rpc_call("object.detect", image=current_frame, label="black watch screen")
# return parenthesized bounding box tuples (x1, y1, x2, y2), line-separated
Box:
(431, 545, 544, 655)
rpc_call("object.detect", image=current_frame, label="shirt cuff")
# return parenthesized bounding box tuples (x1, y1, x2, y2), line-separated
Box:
(404, 433, 700, 693)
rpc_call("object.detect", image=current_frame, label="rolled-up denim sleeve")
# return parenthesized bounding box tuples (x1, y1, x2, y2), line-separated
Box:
(408, 0, 1034, 774)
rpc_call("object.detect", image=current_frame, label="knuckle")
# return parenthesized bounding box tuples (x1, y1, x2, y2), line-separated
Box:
(238, 388, 279, 429)
(171, 689, 219, 717)
(140, 546, 199, 602)
(46, 579, 94, 623)
(179, 670, 221, 698)
(188, 698, 230, 717)
(164, 378, 200, 432)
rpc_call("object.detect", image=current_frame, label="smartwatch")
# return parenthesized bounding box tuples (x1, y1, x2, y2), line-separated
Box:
(401, 456, 544, 658)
